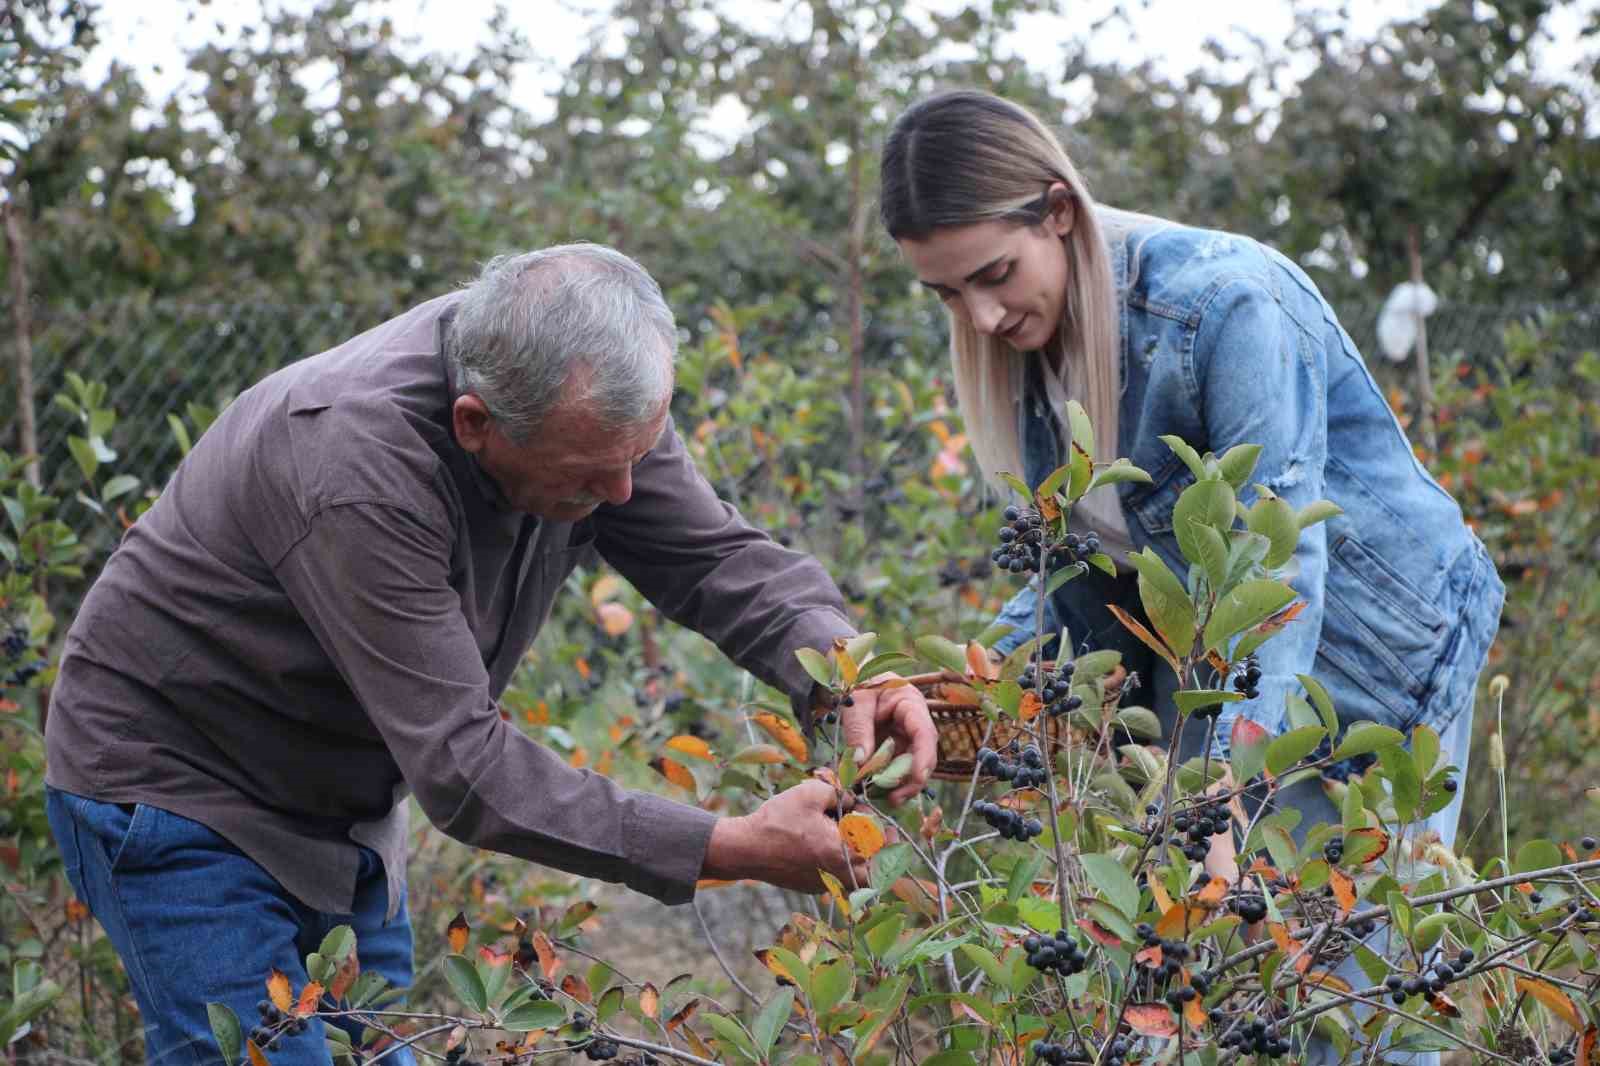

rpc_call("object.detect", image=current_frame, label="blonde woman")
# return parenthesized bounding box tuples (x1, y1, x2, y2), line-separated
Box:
(880, 89, 1501, 1063)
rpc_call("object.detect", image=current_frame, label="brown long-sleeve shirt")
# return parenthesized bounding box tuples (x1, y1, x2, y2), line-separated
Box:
(45, 293, 853, 916)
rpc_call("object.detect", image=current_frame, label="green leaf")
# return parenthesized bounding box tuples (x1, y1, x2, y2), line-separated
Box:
(1298, 675, 1339, 735)
(317, 925, 356, 965)
(1126, 548, 1197, 658)
(1160, 435, 1206, 480)
(1379, 746, 1421, 824)
(1246, 496, 1300, 569)
(208, 1003, 242, 1066)
(870, 843, 915, 892)
(1265, 725, 1328, 776)
(1174, 690, 1244, 716)
(1065, 400, 1095, 462)
(595, 985, 624, 1024)
(1411, 724, 1441, 779)
(1007, 851, 1044, 904)
(67, 437, 98, 481)
(1263, 825, 1298, 871)
(752, 987, 795, 1057)
(1173, 480, 1237, 570)
(1343, 781, 1366, 830)
(810, 959, 853, 1015)
(856, 653, 918, 682)
(1203, 579, 1296, 653)
(999, 472, 1032, 500)
(1079, 852, 1140, 920)
(1192, 521, 1230, 593)
(1114, 707, 1162, 741)
(1330, 722, 1406, 762)
(1089, 458, 1152, 490)
(1086, 551, 1117, 577)
(167, 414, 193, 455)
(442, 954, 487, 1014)
(1297, 500, 1344, 531)
(794, 647, 833, 686)
(1285, 693, 1321, 731)
(101, 474, 141, 503)
(1218, 443, 1264, 489)
(1068, 444, 1093, 501)
(1044, 563, 1084, 598)
(914, 634, 969, 675)
(704, 1014, 761, 1063)
(921, 1052, 978, 1066)
(1515, 839, 1563, 874)
(1038, 462, 1074, 498)
(957, 944, 1010, 989)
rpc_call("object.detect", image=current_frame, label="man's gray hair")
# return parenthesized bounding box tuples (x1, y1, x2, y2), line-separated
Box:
(444, 243, 677, 441)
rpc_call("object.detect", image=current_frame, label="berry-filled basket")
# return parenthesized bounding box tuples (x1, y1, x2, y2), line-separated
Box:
(907, 663, 1128, 781)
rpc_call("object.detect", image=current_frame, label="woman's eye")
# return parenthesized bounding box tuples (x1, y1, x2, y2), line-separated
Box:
(981, 265, 1012, 286)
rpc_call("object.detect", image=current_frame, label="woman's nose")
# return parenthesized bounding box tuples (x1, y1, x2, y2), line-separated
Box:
(967, 292, 1006, 335)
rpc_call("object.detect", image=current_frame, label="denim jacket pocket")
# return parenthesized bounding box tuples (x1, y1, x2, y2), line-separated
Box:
(1316, 533, 1451, 730)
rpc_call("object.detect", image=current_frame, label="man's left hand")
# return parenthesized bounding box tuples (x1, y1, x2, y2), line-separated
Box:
(839, 678, 938, 806)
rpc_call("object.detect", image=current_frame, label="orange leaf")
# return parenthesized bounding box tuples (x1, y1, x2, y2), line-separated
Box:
(1346, 827, 1391, 865)
(589, 574, 624, 607)
(247, 1040, 270, 1066)
(532, 930, 561, 982)
(1107, 603, 1181, 676)
(596, 602, 634, 637)
(65, 898, 89, 922)
(447, 912, 470, 954)
(639, 983, 659, 1019)
(1516, 976, 1583, 1029)
(939, 683, 983, 707)
(1125, 1003, 1179, 1038)
(1076, 918, 1124, 948)
(1018, 691, 1044, 721)
(666, 998, 701, 1032)
(329, 952, 360, 1002)
(1156, 903, 1206, 939)
(1196, 878, 1228, 907)
(891, 877, 940, 919)
(839, 813, 886, 860)
(752, 712, 809, 763)
(650, 755, 697, 792)
(1579, 1025, 1596, 1066)
(1039, 493, 1062, 522)
(1183, 995, 1208, 1030)
(685, 1026, 715, 1061)
(754, 949, 800, 988)
(966, 640, 999, 681)
(695, 878, 746, 889)
(1427, 991, 1461, 1018)
(920, 806, 945, 841)
(1329, 868, 1357, 916)
(575, 656, 591, 680)
(1304, 971, 1353, 995)
(560, 973, 592, 1004)
(665, 734, 715, 761)
(1134, 945, 1164, 968)
(478, 946, 511, 968)
(266, 968, 294, 1013)
(732, 744, 789, 765)
(295, 981, 324, 1018)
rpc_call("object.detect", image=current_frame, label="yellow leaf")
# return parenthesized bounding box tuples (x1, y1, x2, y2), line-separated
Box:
(294, 981, 324, 1018)
(753, 712, 808, 763)
(818, 870, 851, 917)
(665, 735, 715, 761)
(754, 948, 800, 987)
(639, 983, 659, 1019)
(596, 602, 634, 637)
(839, 813, 886, 860)
(1516, 975, 1583, 1029)
(247, 1040, 270, 1066)
(835, 647, 859, 687)
(266, 968, 294, 1013)
(1149, 877, 1173, 914)
(650, 755, 697, 792)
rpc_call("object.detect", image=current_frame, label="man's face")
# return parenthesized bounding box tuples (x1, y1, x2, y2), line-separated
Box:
(457, 397, 669, 521)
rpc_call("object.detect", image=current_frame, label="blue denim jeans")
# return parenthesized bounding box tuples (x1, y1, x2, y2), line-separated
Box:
(46, 788, 416, 1066)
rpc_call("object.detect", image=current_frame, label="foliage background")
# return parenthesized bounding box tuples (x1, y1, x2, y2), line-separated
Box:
(1, 0, 1598, 1060)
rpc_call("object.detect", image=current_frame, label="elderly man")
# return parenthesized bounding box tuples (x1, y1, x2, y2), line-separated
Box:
(44, 244, 936, 1064)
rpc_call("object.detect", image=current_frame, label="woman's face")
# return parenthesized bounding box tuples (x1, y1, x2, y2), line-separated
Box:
(897, 188, 1075, 354)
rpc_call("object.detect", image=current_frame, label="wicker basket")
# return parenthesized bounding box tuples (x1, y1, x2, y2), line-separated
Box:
(904, 665, 1128, 781)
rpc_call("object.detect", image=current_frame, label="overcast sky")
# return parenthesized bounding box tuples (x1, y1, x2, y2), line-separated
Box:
(91, 0, 1595, 123)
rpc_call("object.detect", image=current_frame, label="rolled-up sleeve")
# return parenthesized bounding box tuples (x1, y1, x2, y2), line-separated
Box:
(275, 501, 718, 903)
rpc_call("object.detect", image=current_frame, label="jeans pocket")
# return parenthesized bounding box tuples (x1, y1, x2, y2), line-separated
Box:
(58, 790, 152, 873)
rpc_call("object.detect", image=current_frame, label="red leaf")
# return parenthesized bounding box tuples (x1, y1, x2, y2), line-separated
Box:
(1076, 918, 1124, 948)
(1230, 716, 1269, 752)
(1126, 1003, 1179, 1038)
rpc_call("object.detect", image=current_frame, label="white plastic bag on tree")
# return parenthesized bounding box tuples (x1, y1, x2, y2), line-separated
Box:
(1376, 281, 1439, 362)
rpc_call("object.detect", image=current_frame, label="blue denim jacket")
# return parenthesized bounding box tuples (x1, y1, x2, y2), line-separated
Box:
(993, 216, 1505, 753)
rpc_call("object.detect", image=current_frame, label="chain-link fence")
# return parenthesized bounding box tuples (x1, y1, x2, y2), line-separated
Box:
(2, 295, 1596, 503)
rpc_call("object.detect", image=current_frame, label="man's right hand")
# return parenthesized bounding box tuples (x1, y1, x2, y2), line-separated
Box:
(701, 779, 871, 892)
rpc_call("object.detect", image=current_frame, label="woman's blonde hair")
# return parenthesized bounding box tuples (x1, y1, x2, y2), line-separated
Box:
(879, 90, 1121, 487)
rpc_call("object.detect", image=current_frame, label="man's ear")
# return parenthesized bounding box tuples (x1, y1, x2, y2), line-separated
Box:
(452, 395, 495, 454)
(1045, 181, 1076, 239)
